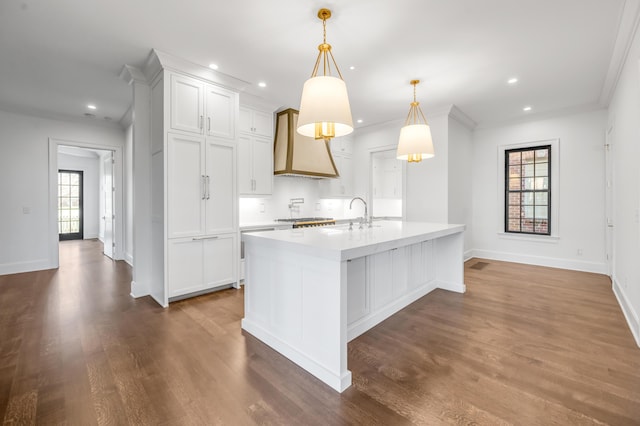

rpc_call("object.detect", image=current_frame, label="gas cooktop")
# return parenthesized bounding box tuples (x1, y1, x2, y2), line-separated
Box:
(276, 217, 334, 223)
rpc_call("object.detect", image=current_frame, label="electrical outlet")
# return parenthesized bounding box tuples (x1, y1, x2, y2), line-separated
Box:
(22, 207, 30, 214)
(315, 202, 321, 211)
(259, 203, 265, 213)
(577, 249, 583, 256)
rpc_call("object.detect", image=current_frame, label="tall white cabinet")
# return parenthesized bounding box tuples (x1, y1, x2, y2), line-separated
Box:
(238, 106, 273, 196)
(149, 63, 240, 305)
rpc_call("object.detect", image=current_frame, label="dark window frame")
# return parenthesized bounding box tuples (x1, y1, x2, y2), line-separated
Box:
(504, 145, 551, 236)
(58, 169, 84, 241)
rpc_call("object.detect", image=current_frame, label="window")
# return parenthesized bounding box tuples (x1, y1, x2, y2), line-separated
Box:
(58, 170, 83, 240)
(505, 145, 550, 235)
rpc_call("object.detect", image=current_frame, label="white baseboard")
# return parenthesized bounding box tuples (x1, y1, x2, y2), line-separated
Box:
(84, 233, 99, 239)
(469, 249, 607, 274)
(612, 276, 640, 348)
(464, 250, 474, 261)
(0, 259, 54, 275)
(124, 252, 133, 266)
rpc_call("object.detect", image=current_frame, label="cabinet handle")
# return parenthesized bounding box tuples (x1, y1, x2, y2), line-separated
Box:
(192, 235, 219, 241)
(201, 175, 206, 200)
(207, 117, 211, 132)
(200, 115, 204, 130)
(206, 175, 211, 199)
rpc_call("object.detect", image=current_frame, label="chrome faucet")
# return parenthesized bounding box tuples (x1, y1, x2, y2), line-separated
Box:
(349, 197, 371, 228)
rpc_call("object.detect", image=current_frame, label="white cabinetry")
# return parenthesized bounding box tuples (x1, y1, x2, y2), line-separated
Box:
(347, 240, 435, 327)
(373, 157, 402, 198)
(151, 68, 239, 304)
(170, 74, 237, 140)
(167, 134, 235, 238)
(238, 105, 273, 196)
(167, 234, 236, 298)
(240, 106, 273, 137)
(319, 136, 353, 198)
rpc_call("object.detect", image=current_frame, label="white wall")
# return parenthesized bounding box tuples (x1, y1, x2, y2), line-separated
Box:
(405, 114, 449, 223)
(471, 109, 607, 273)
(0, 109, 125, 275)
(57, 153, 100, 239)
(607, 28, 640, 345)
(448, 117, 474, 254)
(239, 176, 356, 224)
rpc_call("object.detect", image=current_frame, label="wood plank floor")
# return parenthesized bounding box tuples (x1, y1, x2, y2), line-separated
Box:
(1, 240, 638, 425)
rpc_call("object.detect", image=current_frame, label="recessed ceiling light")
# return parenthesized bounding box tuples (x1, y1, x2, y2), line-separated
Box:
(523, 106, 532, 112)
(87, 104, 97, 110)
(508, 78, 518, 84)
(349, 66, 355, 70)
(258, 82, 267, 88)
(356, 119, 363, 123)
(209, 63, 219, 70)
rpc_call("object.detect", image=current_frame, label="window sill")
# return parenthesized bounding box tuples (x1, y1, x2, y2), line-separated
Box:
(497, 232, 559, 244)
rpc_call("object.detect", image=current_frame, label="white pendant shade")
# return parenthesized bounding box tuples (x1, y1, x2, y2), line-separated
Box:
(396, 124, 434, 161)
(297, 76, 354, 138)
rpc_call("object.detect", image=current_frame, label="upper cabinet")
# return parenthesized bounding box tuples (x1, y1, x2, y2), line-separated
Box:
(239, 106, 273, 138)
(170, 74, 237, 140)
(319, 135, 354, 198)
(238, 105, 274, 196)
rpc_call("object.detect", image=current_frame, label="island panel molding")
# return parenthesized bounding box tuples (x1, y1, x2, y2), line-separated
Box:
(241, 220, 465, 392)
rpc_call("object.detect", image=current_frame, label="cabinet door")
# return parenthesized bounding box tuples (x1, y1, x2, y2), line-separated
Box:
(205, 139, 236, 234)
(205, 85, 237, 140)
(239, 107, 253, 134)
(340, 155, 353, 197)
(237, 134, 253, 194)
(167, 133, 205, 238)
(320, 154, 352, 197)
(170, 74, 204, 134)
(369, 251, 394, 310)
(252, 110, 273, 137)
(251, 136, 273, 195)
(203, 234, 236, 287)
(167, 238, 205, 297)
(391, 246, 409, 297)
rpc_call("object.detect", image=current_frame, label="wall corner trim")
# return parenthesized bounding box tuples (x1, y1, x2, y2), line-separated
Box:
(599, 0, 640, 106)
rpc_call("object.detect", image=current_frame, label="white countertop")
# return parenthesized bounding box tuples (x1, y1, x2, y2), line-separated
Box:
(242, 220, 465, 261)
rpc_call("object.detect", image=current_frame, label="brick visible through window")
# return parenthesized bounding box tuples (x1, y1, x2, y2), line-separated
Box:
(505, 145, 551, 235)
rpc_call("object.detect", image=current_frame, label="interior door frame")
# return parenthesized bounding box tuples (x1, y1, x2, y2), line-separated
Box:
(48, 138, 124, 268)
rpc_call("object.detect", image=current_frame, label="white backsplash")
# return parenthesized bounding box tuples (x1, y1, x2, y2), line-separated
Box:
(239, 176, 363, 224)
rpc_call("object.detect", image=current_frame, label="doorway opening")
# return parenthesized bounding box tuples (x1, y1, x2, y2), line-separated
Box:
(49, 138, 124, 269)
(58, 169, 84, 240)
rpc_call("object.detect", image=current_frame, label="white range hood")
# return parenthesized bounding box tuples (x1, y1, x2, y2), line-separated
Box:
(273, 108, 339, 179)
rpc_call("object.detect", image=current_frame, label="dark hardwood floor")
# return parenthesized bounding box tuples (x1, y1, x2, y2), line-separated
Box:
(1, 240, 638, 425)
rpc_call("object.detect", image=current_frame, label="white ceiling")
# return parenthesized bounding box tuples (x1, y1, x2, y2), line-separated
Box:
(0, 0, 635, 129)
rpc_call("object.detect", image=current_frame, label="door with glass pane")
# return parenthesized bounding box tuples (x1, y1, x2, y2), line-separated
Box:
(58, 170, 83, 240)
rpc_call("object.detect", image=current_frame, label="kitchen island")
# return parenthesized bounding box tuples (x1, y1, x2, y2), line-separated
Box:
(241, 221, 465, 392)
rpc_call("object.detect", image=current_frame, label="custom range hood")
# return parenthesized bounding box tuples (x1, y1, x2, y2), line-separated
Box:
(273, 108, 339, 178)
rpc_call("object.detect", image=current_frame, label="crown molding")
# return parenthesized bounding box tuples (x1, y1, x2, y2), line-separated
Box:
(119, 64, 147, 85)
(448, 105, 477, 130)
(599, 0, 640, 106)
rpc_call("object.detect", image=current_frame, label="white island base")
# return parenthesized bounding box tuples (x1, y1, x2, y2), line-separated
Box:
(241, 221, 465, 392)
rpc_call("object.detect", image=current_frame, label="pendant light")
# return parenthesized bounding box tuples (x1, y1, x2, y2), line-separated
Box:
(397, 80, 434, 162)
(297, 8, 353, 141)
